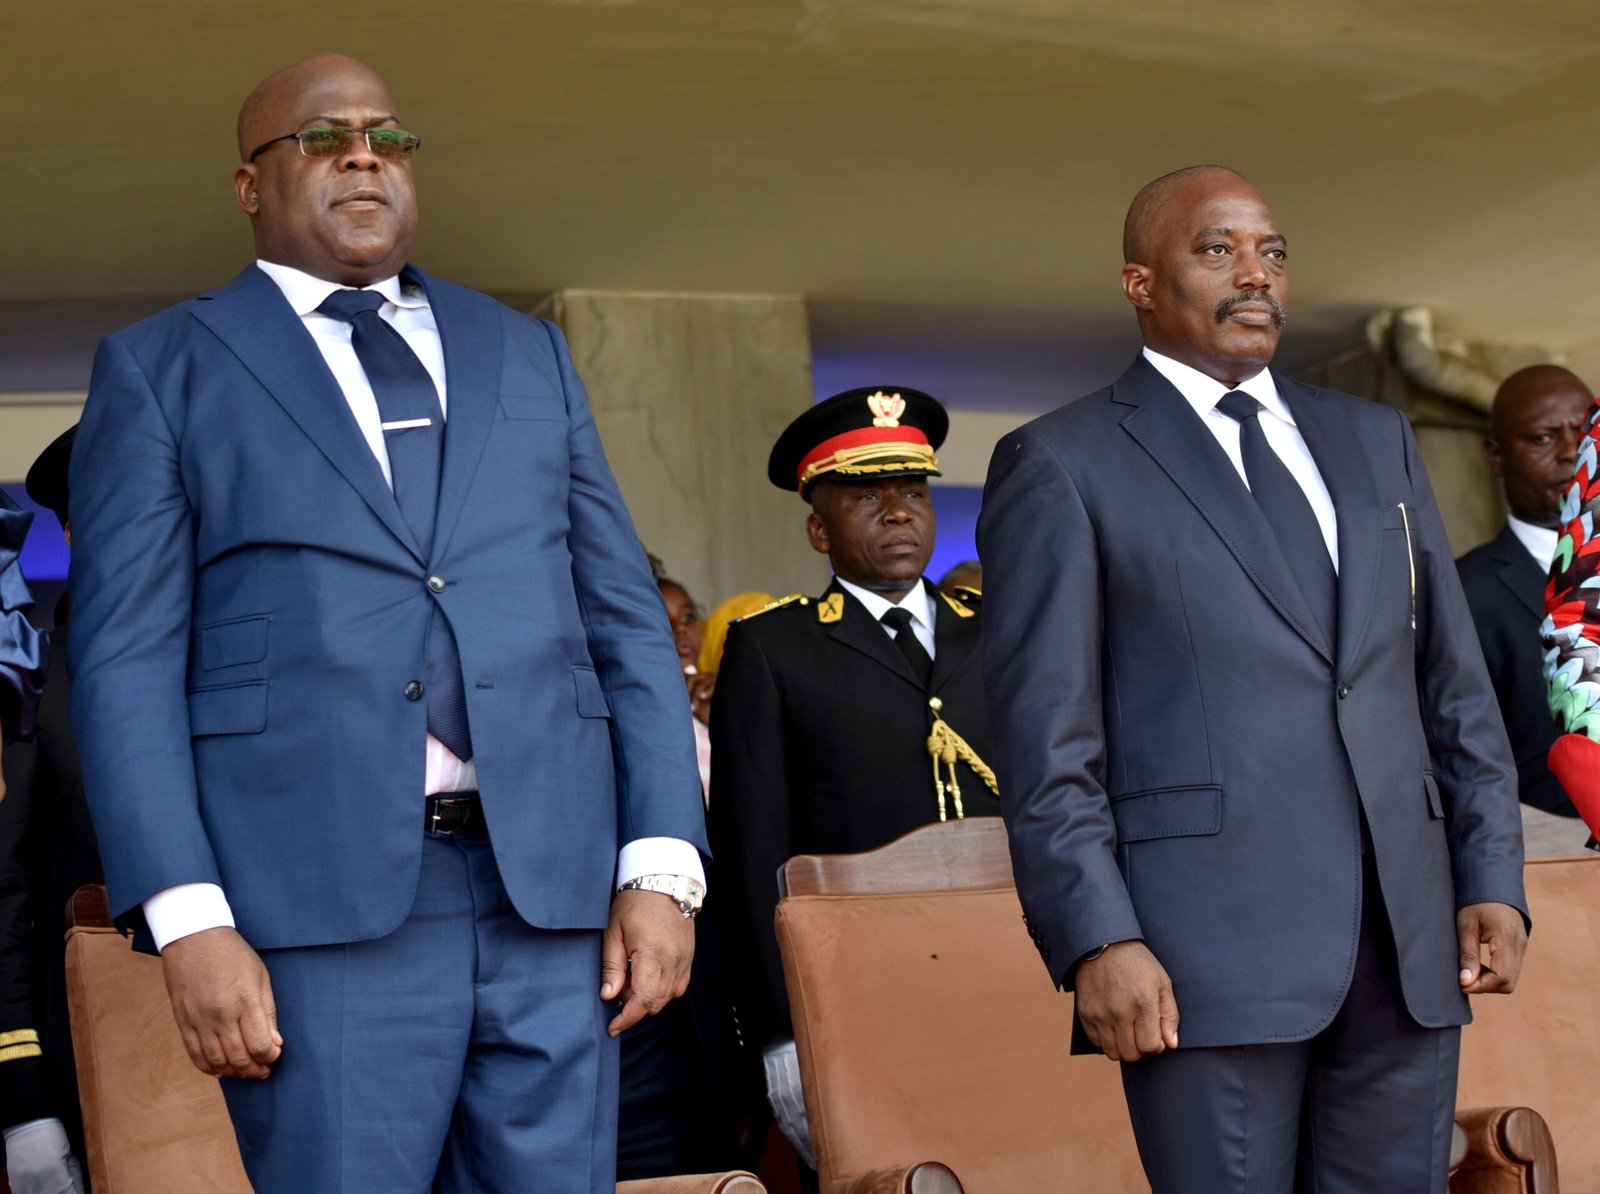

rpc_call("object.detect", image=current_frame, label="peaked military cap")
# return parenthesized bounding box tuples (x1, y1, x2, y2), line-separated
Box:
(25, 424, 75, 527)
(769, 386, 948, 498)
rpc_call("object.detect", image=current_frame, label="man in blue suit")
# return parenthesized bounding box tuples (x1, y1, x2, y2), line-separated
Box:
(979, 166, 1529, 1192)
(67, 54, 708, 1192)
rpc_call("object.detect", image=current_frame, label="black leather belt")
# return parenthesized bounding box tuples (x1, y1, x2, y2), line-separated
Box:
(425, 792, 486, 838)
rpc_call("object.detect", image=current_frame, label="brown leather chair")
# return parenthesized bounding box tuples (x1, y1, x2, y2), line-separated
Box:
(63, 885, 764, 1194)
(774, 820, 1565, 1194)
(1455, 852, 1600, 1192)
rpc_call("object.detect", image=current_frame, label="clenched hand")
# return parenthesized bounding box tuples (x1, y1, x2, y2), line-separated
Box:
(1074, 940, 1180, 1062)
(600, 888, 694, 1037)
(162, 926, 282, 1079)
(1457, 902, 1528, 995)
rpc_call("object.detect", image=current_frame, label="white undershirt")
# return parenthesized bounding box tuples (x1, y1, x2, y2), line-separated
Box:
(834, 576, 938, 660)
(142, 261, 701, 951)
(1142, 347, 1340, 571)
(1507, 515, 1558, 573)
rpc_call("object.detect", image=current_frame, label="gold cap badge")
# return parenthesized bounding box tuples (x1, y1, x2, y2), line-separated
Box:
(868, 390, 906, 428)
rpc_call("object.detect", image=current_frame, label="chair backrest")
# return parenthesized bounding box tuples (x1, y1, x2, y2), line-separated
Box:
(1456, 852, 1600, 1191)
(775, 820, 1145, 1193)
(63, 887, 251, 1194)
(63, 885, 766, 1194)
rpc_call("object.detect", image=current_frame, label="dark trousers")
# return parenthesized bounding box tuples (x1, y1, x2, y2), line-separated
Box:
(221, 835, 618, 1193)
(1120, 861, 1461, 1193)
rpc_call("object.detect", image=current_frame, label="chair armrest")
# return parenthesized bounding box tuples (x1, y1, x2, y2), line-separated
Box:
(617, 1173, 767, 1194)
(66, 884, 112, 930)
(825, 1161, 963, 1194)
(1451, 1106, 1560, 1194)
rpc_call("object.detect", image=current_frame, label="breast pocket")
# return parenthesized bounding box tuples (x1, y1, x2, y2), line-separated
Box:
(499, 391, 566, 421)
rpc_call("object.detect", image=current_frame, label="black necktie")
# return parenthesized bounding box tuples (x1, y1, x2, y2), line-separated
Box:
(317, 289, 473, 760)
(1215, 389, 1337, 645)
(882, 606, 933, 688)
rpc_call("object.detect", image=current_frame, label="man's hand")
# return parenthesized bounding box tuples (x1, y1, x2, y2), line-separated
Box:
(1074, 940, 1180, 1062)
(1457, 901, 1528, 995)
(600, 888, 694, 1037)
(161, 926, 282, 1078)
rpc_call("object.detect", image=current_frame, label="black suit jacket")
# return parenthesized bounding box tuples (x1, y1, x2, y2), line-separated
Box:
(1457, 525, 1577, 817)
(980, 356, 1526, 1049)
(707, 578, 997, 1050)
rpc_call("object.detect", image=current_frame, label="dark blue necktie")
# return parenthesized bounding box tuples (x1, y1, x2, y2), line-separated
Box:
(882, 606, 933, 688)
(317, 289, 473, 760)
(1215, 389, 1337, 646)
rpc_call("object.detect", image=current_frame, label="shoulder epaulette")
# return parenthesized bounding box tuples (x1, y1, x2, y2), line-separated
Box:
(735, 593, 810, 622)
(952, 585, 983, 603)
(940, 588, 979, 619)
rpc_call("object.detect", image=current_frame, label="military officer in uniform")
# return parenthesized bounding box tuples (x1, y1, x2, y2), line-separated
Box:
(707, 386, 997, 1172)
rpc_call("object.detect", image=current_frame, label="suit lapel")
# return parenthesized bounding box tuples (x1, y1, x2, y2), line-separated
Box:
(1116, 357, 1334, 664)
(1280, 376, 1383, 671)
(825, 581, 925, 691)
(1488, 525, 1547, 620)
(929, 580, 979, 692)
(190, 266, 421, 561)
(413, 268, 502, 560)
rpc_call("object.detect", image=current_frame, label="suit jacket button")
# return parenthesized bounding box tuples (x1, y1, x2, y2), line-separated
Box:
(1337, 683, 1351, 699)
(426, 575, 446, 593)
(405, 680, 424, 700)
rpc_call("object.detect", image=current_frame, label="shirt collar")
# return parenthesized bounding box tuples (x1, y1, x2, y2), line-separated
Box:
(835, 575, 935, 631)
(254, 260, 427, 316)
(1142, 346, 1291, 426)
(1506, 515, 1559, 572)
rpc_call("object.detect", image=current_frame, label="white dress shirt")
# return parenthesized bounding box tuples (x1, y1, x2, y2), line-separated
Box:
(1142, 347, 1340, 571)
(1507, 515, 1558, 573)
(144, 261, 701, 951)
(835, 576, 938, 660)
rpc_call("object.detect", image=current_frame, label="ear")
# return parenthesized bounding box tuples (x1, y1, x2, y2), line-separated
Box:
(1122, 262, 1154, 311)
(805, 509, 831, 556)
(235, 164, 261, 215)
(1483, 436, 1505, 479)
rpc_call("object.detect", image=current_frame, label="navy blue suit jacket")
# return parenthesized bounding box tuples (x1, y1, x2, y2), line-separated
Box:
(978, 356, 1526, 1049)
(67, 264, 707, 949)
(1457, 525, 1578, 817)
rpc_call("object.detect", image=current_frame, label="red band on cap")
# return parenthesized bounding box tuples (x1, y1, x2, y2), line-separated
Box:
(796, 426, 932, 485)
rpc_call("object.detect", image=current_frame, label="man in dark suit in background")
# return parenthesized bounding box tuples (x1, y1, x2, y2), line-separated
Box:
(979, 165, 1527, 1192)
(1457, 366, 1594, 854)
(708, 387, 996, 1170)
(67, 54, 706, 1192)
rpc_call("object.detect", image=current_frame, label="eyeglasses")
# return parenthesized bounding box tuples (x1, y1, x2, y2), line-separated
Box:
(248, 125, 422, 163)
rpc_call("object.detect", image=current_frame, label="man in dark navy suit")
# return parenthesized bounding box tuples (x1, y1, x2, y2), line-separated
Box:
(979, 166, 1528, 1192)
(1457, 366, 1592, 850)
(68, 54, 706, 1193)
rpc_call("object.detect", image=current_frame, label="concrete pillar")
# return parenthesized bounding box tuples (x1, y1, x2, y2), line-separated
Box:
(536, 290, 824, 607)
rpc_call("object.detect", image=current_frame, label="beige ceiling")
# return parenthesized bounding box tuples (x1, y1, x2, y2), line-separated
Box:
(4, 0, 1599, 404)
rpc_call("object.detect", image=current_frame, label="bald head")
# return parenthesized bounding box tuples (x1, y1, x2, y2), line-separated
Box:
(237, 53, 392, 159)
(1484, 364, 1593, 526)
(1123, 165, 1253, 264)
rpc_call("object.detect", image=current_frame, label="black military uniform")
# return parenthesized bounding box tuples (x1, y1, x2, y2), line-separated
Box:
(0, 427, 99, 1165)
(707, 387, 999, 1057)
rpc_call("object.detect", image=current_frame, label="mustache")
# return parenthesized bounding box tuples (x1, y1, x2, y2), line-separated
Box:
(1215, 289, 1288, 328)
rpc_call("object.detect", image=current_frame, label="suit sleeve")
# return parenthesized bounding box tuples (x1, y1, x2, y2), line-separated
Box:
(1541, 396, 1600, 832)
(65, 335, 222, 928)
(706, 621, 794, 1047)
(1399, 412, 1527, 917)
(977, 428, 1143, 990)
(541, 320, 708, 856)
(0, 732, 47, 1128)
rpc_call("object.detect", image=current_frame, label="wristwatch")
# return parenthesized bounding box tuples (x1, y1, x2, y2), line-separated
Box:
(619, 873, 705, 919)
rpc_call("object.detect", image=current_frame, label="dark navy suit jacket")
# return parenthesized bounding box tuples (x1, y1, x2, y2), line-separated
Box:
(67, 264, 707, 949)
(1457, 525, 1578, 817)
(978, 356, 1526, 1049)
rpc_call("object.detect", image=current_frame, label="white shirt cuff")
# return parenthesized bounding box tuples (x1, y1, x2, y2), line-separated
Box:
(617, 837, 706, 890)
(143, 883, 236, 952)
